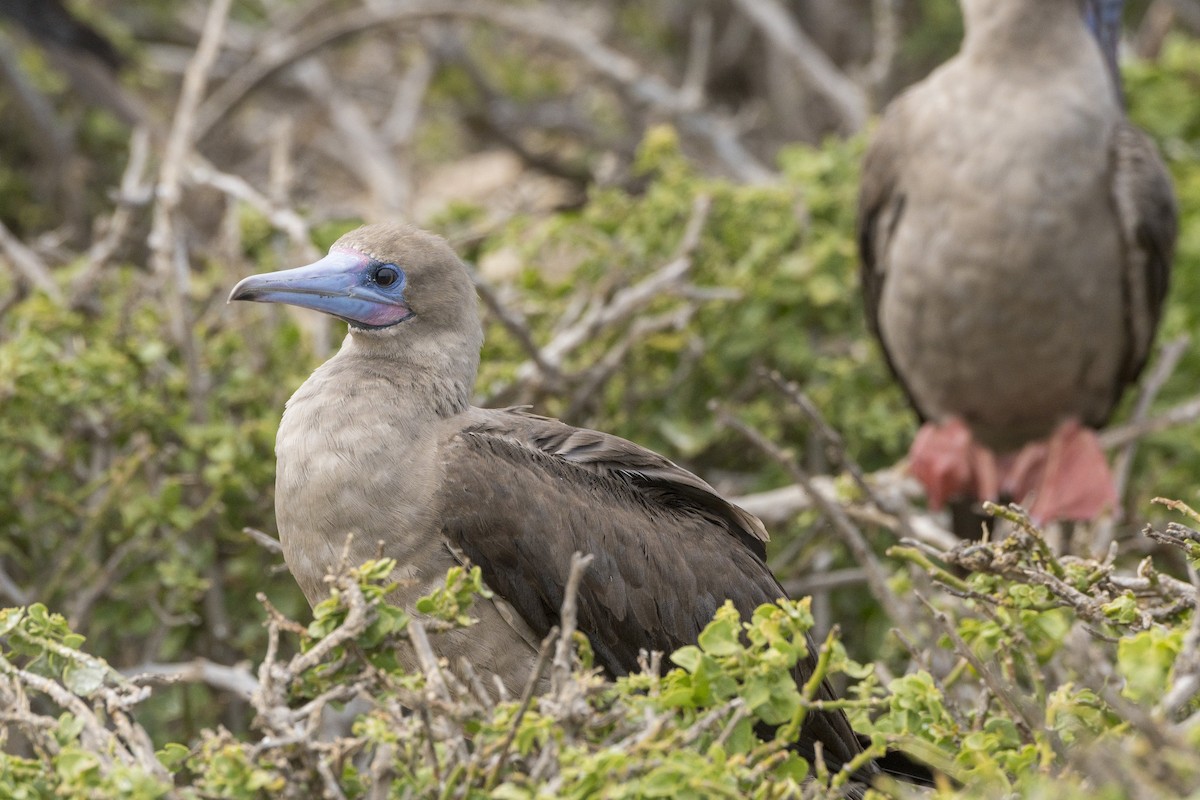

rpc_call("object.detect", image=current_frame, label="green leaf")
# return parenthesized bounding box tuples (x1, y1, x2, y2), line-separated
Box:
(1119, 627, 1183, 704)
(62, 659, 107, 697)
(670, 645, 702, 672)
(157, 743, 191, 772)
(697, 603, 742, 657)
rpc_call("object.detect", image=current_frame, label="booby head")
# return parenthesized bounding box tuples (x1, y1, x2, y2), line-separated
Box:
(229, 223, 474, 332)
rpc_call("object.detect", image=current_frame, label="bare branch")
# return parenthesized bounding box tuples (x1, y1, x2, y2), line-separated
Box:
(194, 1, 774, 182)
(520, 193, 713, 383)
(1100, 392, 1200, 450)
(680, 10, 713, 109)
(552, 552, 595, 691)
(469, 266, 563, 385)
(780, 567, 869, 597)
(71, 126, 153, 310)
(485, 628, 557, 790)
(123, 658, 260, 700)
(0, 562, 31, 606)
(1091, 335, 1191, 554)
(764, 369, 928, 546)
(148, 0, 232, 433)
(0, 219, 63, 301)
(242, 527, 285, 554)
(711, 402, 915, 630)
(188, 158, 315, 252)
(729, 0, 869, 132)
(1113, 335, 1189, 500)
(864, 0, 902, 99)
(917, 594, 1048, 748)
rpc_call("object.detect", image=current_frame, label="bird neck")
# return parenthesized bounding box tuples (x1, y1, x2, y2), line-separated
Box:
(960, 0, 1088, 65)
(342, 321, 482, 418)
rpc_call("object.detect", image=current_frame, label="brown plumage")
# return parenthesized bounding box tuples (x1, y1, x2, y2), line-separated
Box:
(230, 222, 928, 791)
(858, 0, 1176, 525)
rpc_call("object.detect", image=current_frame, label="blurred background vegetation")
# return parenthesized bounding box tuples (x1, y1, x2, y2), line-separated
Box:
(2, 0, 1200, 795)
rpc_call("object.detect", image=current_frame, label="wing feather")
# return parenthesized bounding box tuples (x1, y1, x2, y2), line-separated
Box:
(469, 408, 769, 558)
(434, 411, 867, 772)
(857, 102, 927, 421)
(1107, 121, 1177, 420)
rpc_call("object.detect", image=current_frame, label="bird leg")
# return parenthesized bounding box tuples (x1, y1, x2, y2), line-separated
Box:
(1000, 418, 1117, 523)
(908, 417, 999, 510)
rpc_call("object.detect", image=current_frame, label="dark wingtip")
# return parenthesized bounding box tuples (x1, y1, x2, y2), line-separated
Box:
(874, 747, 939, 787)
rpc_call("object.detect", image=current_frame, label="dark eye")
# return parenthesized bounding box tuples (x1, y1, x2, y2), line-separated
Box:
(374, 265, 400, 287)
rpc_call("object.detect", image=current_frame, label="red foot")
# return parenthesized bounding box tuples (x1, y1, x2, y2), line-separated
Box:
(1001, 419, 1117, 523)
(908, 417, 1117, 523)
(908, 418, 998, 510)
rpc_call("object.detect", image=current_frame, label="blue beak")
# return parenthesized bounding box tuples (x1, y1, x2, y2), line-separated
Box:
(229, 248, 412, 329)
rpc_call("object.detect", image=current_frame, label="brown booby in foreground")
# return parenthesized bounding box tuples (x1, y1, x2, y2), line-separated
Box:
(858, 0, 1176, 525)
(231, 223, 926, 793)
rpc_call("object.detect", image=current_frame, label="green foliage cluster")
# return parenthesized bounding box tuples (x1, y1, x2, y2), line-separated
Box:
(472, 125, 909, 480)
(1122, 34, 1200, 512)
(0, 275, 311, 739)
(0, 562, 871, 798)
(4, 522, 1200, 799)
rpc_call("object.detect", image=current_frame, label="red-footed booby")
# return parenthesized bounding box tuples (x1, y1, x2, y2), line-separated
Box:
(858, 0, 1176, 526)
(230, 223, 929, 792)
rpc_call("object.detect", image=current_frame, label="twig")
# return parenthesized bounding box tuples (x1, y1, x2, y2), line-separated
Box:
(456, 657, 495, 710)
(0, 219, 63, 301)
(865, 0, 901, 100)
(680, 10, 713, 108)
(488, 193, 713, 404)
(564, 305, 698, 419)
(780, 567, 868, 597)
(1059, 638, 1182, 755)
(531, 193, 712, 375)
(729, 0, 868, 133)
(1099, 392, 1200, 449)
(384, 43, 437, 147)
(469, 266, 563, 385)
(427, 27, 599, 185)
(71, 126, 153, 310)
(1109, 335, 1189, 512)
(316, 756, 350, 800)
(0, 656, 124, 762)
(1165, 0, 1200, 33)
(288, 579, 370, 677)
(193, 0, 774, 182)
(296, 60, 407, 215)
(149, 0, 231, 429)
(188, 157, 314, 251)
(150, 0, 232, 273)
(66, 536, 147, 630)
(408, 618, 451, 703)
(552, 552, 595, 690)
(711, 402, 913, 630)
(1137, 0, 1177, 58)
(1090, 335, 1188, 556)
(1160, 562, 1200, 715)
(917, 594, 1048, 749)
(764, 369, 925, 545)
(485, 628, 558, 789)
(713, 703, 750, 749)
(243, 527, 285, 554)
(122, 658, 260, 700)
(0, 562, 30, 606)
(732, 473, 958, 551)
